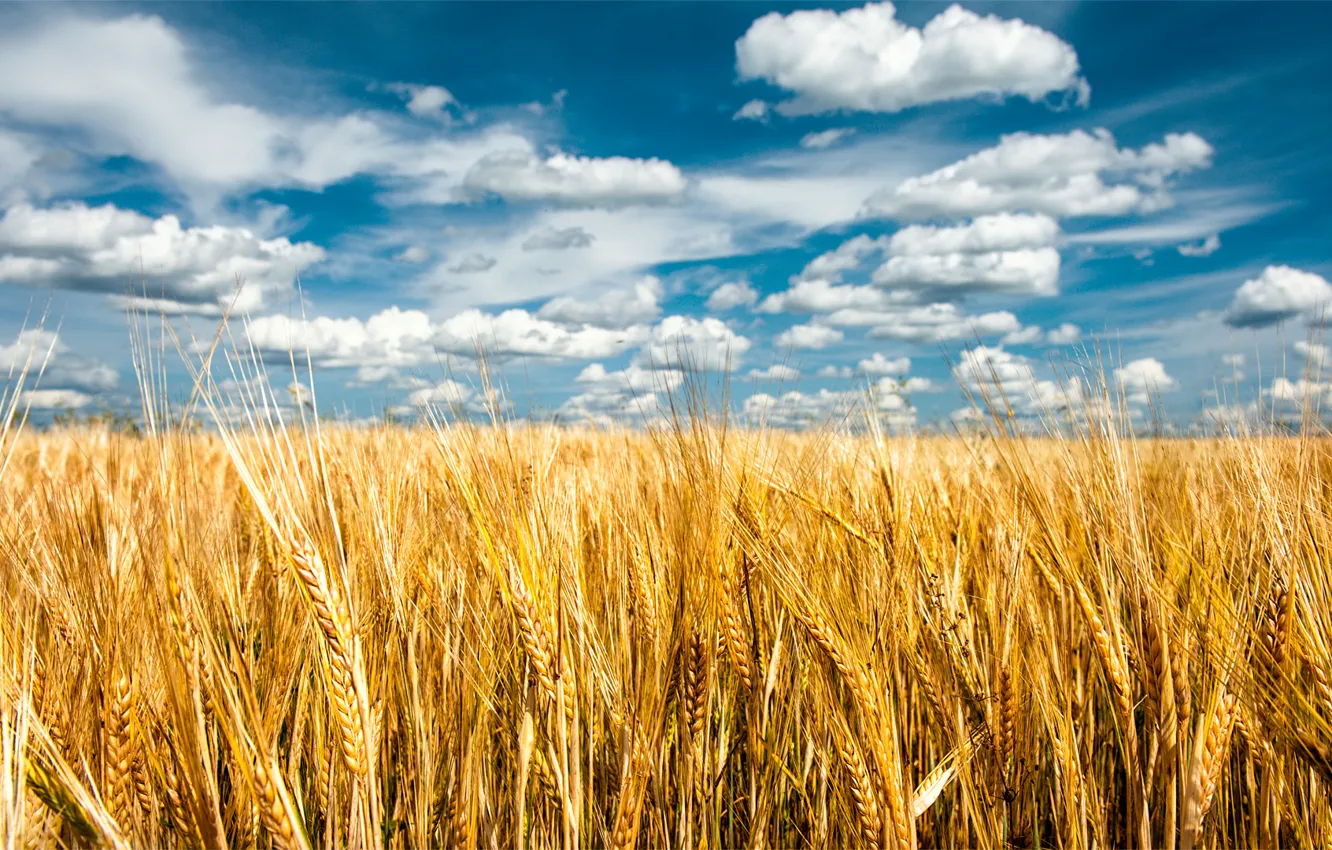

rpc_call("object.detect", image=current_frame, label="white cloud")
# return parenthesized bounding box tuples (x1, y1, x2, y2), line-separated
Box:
(0, 14, 541, 205)
(774, 218, 1061, 314)
(873, 247, 1060, 295)
(795, 233, 889, 283)
(558, 363, 682, 423)
(900, 376, 938, 393)
(1115, 357, 1177, 404)
(0, 329, 119, 393)
(864, 129, 1213, 220)
(435, 308, 649, 360)
(409, 379, 472, 407)
(746, 364, 800, 381)
(776, 323, 844, 350)
(1178, 233, 1221, 257)
(733, 99, 770, 121)
(1224, 265, 1332, 328)
(817, 364, 853, 379)
(706, 281, 759, 311)
(1002, 326, 1043, 345)
(887, 212, 1059, 255)
(395, 245, 430, 263)
(1047, 322, 1081, 345)
(351, 367, 431, 389)
(953, 345, 1080, 412)
(462, 150, 687, 206)
(246, 307, 435, 369)
(522, 225, 596, 251)
(742, 384, 915, 430)
(561, 362, 682, 421)
(1295, 342, 1328, 374)
(638, 316, 751, 371)
(800, 128, 855, 150)
(735, 2, 1087, 116)
(391, 84, 457, 118)
(576, 362, 684, 394)
(0, 14, 289, 190)
(0, 202, 324, 312)
(951, 405, 985, 424)
(536, 277, 662, 329)
(21, 389, 95, 410)
(865, 303, 1022, 342)
(759, 279, 896, 314)
(856, 353, 910, 376)
(449, 253, 497, 274)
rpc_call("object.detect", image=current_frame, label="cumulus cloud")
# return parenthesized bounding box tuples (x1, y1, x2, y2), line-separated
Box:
(899, 376, 938, 393)
(759, 280, 896, 314)
(800, 128, 855, 149)
(857, 353, 910, 376)
(577, 362, 684, 394)
(1224, 265, 1332, 328)
(743, 381, 915, 430)
(1115, 357, 1177, 404)
(795, 233, 889, 283)
(776, 323, 844, 350)
(551, 362, 676, 423)
(246, 307, 435, 369)
(746, 364, 800, 381)
(735, 2, 1087, 116)
(0, 329, 119, 394)
(887, 212, 1059, 255)
(865, 303, 1021, 342)
(522, 225, 596, 251)
(389, 83, 457, 118)
(462, 150, 687, 206)
(1266, 377, 1332, 407)
(1178, 233, 1221, 257)
(1294, 342, 1327, 374)
(1001, 326, 1043, 345)
(435, 308, 649, 360)
(1047, 322, 1081, 345)
(536, 277, 662, 329)
(863, 129, 1213, 220)
(0, 202, 324, 312)
(638, 315, 751, 371)
(558, 363, 683, 423)
(818, 365, 853, 379)
(873, 247, 1060, 295)
(409, 379, 472, 407)
(21, 389, 95, 410)
(953, 345, 1080, 412)
(705, 281, 759, 311)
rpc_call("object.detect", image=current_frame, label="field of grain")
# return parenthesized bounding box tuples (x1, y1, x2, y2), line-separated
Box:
(2, 404, 1332, 848)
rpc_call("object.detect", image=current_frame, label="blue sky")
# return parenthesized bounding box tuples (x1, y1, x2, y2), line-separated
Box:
(2, 2, 1330, 429)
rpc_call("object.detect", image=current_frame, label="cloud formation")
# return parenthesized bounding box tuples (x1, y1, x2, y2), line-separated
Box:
(863, 130, 1213, 220)
(1224, 265, 1332, 328)
(736, 2, 1087, 115)
(0, 202, 324, 312)
(462, 151, 687, 206)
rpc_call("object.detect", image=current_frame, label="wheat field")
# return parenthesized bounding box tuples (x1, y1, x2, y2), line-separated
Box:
(2, 380, 1332, 849)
